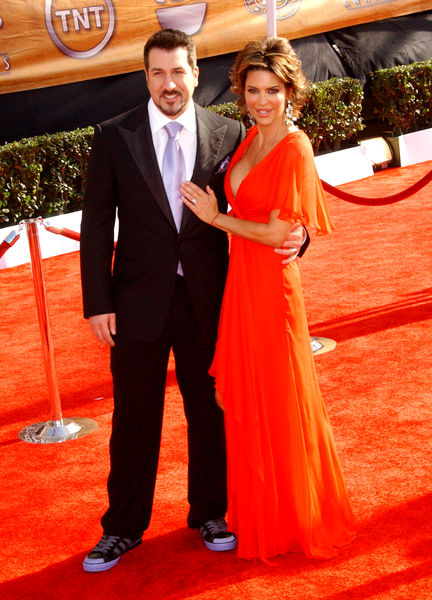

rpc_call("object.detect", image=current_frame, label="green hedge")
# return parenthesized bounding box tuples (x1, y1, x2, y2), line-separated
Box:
(369, 59, 432, 135)
(1, 60, 430, 227)
(0, 128, 93, 226)
(299, 77, 364, 153)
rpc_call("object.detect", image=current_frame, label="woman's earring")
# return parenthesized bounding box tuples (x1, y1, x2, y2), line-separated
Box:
(247, 110, 255, 127)
(285, 100, 294, 126)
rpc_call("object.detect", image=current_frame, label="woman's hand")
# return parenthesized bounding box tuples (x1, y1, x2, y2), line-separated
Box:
(180, 181, 219, 225)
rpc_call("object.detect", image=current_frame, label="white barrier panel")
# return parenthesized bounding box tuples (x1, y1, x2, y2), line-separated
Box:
(398, 129, 432, 167)
(314, 146, 374, 186)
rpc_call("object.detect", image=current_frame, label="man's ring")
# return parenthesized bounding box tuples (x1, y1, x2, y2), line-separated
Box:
(191, 198, 197, 205)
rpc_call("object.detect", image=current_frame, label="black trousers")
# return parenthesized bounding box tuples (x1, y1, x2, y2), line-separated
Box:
(101, 276, 227, 538)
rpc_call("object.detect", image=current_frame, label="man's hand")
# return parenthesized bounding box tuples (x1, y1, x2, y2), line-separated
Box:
(274, 222, 306, 264)
(215, 389, 225, 413)
(89, 313, 116, 347)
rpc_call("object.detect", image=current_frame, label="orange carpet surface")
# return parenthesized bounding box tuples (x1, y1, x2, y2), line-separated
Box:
(0, 161, 431, 599)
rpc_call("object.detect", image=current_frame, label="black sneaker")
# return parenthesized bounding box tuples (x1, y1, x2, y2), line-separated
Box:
(199, 518, 237, 551)
(82, 534, 142, 572)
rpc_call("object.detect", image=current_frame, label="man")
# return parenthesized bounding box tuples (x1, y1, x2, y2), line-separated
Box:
(80, 28, 307, 573)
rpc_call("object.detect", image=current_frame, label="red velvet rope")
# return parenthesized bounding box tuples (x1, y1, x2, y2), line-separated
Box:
(321, 167, 432, 206)
(0, 231, 20, 260)
(45, 225, 80, 241)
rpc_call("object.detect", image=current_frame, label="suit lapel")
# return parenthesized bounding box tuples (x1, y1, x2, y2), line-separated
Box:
(118, 106, 177, 230)
(180, 104, 228, 231)
(117, 103, 229, 233)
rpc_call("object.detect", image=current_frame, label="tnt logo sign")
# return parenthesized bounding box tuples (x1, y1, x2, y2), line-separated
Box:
(45, 0, 115, 58)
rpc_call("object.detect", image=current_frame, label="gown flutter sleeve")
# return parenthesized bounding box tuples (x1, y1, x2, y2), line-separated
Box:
(269, 130, 334, 235)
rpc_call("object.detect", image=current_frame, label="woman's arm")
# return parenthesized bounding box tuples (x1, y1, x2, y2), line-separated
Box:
(181, 181, 293, 248)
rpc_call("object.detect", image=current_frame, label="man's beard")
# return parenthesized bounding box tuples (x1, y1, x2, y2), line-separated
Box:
(156, 91, 187, 117)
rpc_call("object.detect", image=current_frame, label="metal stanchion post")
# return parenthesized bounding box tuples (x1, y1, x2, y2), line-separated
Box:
(266, 0, 277, 37)
(18, 218, 97, 443)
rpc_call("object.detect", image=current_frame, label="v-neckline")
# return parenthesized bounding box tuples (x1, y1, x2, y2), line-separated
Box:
(230, 128, 299, 200)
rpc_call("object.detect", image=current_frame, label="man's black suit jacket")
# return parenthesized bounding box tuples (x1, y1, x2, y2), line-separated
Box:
(80, 102, 245, 345)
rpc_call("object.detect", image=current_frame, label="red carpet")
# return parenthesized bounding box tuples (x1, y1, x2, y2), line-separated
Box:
(0, 161, 431, 599)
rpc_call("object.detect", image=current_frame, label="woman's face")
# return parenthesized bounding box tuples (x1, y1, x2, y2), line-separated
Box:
(244, 69, 288, 127)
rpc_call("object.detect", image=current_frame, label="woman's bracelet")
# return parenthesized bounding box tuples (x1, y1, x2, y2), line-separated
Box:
(210, 212, 220, 226)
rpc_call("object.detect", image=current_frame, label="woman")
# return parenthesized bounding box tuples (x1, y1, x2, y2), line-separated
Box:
(180, 37, 354, 561)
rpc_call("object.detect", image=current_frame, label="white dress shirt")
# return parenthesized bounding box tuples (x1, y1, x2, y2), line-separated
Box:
(148, 98, 197, 275)
(148, 97, 197, 181)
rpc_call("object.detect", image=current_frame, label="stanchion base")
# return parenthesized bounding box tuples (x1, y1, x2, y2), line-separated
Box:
(311, 336, 337, 356)
(18, 417, 98, 444)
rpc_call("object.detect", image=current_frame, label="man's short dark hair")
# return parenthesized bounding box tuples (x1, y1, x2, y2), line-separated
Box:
(144, 29, 197, 71)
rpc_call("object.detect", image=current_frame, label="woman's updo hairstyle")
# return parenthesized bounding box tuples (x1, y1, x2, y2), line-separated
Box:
(230, 37, 308, 120)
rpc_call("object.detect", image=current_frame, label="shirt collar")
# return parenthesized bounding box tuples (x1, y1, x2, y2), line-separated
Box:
(148, 98, 197, 135)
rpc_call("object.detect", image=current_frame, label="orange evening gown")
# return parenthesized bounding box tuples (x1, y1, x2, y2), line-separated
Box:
(210, 127, 355, 560)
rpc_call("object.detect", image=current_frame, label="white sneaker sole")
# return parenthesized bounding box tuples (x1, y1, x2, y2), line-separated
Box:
(204, 537, 238, 552)
(83, 556, 121, 572)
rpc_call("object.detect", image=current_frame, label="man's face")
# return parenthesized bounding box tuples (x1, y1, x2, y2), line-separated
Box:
(145, 47, 199, 119)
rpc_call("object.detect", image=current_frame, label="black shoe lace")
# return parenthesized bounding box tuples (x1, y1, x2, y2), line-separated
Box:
(93, 535, 121, 553)
(203, 518, 227, 534)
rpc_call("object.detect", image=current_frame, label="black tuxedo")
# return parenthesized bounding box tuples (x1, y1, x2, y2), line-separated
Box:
(81, 103, 244, 344)
(80, 102, 245, 536)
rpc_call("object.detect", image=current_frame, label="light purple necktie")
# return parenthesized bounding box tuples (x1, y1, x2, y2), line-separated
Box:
(162, 121, 186, 231)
